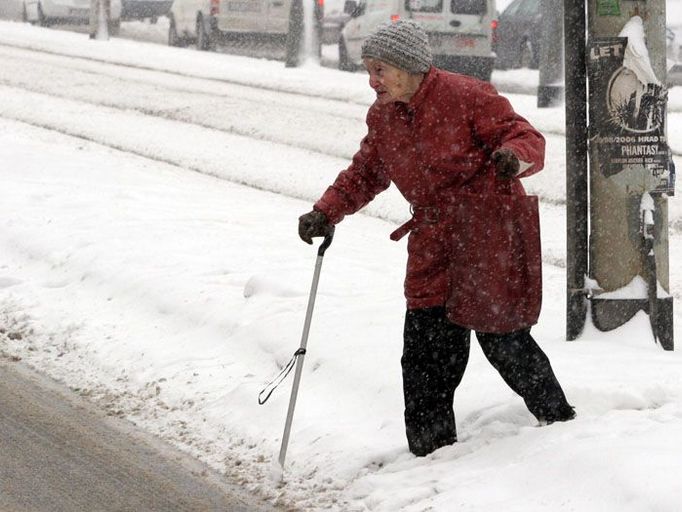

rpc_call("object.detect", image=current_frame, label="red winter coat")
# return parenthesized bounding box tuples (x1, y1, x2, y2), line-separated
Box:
(314, 67, 545, 310)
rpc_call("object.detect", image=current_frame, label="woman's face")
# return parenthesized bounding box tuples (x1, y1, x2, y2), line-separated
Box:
(363, 58, 420, 104)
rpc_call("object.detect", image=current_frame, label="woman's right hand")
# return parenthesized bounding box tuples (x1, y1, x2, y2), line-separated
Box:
(298, 210, 332, 244)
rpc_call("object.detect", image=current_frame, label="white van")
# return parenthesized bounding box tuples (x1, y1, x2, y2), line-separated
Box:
(23, 0, 122, 32)
(338, 0, 496, 81)
(168, 0, 322, 65)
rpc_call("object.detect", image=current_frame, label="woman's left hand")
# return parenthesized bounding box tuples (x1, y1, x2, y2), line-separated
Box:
(492, 148, 520, 179)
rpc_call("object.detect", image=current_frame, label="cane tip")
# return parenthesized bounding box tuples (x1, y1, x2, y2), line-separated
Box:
(268, 458, 284, 483)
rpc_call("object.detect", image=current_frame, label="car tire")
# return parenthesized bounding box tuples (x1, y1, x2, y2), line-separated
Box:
(493, 50, 509, 70)
(519, 40, 535, 69)
(196, 14, 214, 51)
(37, 3, 48, 27)
(338, 36, 355, 72)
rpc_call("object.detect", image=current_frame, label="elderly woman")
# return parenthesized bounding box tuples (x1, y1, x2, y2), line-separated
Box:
(298, 20, 575, 457)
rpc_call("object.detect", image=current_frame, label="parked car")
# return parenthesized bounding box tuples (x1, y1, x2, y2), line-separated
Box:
(121, 0, 172, 21)
(339, 0, 497, 81)
(492, 0, 540, 69)
(495, 1, 679, 72)
(168, 0, 322, 65)
(22, 0, 122, 32)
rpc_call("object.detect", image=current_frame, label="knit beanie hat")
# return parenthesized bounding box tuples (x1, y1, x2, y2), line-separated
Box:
(361, 20, 432, 74)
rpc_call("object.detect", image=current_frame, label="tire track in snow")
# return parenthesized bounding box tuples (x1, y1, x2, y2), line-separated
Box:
(0, 82, 405, 226)
(0, 46, 365, 161)
(0, 85, 569, 272)
(3, 37, 682, 155)
(0, 84, 335, 201)
(0, 44, 367, 122)
(0, 40, 372, 106)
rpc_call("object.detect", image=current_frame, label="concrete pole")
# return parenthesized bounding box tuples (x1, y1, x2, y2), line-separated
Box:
(538, 0, 565, 107)
(587, 0, 673, 349)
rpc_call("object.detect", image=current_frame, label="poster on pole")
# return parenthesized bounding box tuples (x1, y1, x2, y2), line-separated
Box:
(588, 37, 674, 195)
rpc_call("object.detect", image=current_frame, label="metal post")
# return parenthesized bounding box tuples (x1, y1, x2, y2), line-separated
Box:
(565, 0, 589, 340)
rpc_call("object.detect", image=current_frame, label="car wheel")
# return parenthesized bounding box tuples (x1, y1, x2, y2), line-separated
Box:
(196, 15, 213, 51)
(37, 3, 48, 27)
(338, 36, 355, 72)
(519, 40, 535, 69)
(493, 49, 509, 70)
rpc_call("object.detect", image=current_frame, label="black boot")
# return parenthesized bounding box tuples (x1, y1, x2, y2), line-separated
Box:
(537, 404, 576, 426)
(476, 328, 575, 425)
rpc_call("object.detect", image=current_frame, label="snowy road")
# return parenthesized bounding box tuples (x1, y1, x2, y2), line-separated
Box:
(0, 37, 575, 168)
(0, 42, 368, 160)
(2, 37, 681, 157)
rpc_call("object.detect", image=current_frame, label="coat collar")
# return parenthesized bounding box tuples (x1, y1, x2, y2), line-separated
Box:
(406, 66, 438, 111)
(390, 66, 438, 118)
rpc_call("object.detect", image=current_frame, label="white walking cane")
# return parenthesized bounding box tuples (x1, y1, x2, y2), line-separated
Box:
(258, 227, 334, 474)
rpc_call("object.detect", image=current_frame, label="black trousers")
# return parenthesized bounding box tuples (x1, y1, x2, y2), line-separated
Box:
(402, 306, 573, 456)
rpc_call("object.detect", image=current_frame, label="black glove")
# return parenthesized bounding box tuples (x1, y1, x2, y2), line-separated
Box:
(492, 148, 520, 179)
(298, 210, 331, 244)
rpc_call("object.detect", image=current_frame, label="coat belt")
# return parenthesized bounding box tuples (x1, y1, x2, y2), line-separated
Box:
(390, 206, 441, 241)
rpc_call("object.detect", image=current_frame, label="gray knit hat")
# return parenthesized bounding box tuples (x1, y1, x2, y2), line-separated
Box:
(361, 20, 432, 74)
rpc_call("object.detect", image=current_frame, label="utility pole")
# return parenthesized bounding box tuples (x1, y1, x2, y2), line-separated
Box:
(538, 0, 564, 107)
(566, 0, 674, 349)
(564, 0, 588, 339)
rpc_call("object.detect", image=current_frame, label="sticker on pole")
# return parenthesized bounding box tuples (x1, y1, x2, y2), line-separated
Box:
(596, 0, 620, 17)
(588, 31, 674, 196)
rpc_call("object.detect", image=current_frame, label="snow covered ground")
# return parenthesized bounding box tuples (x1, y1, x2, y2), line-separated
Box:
(1, 20, 682, 512)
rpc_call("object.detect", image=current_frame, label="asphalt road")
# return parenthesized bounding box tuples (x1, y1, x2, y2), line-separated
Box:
(0, 361, 278, 512)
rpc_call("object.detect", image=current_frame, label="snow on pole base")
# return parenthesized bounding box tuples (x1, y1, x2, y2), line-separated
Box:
(588, 273, 674, 350)
(268, 457, 284, 483)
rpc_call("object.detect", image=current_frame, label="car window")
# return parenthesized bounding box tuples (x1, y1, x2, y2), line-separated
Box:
(451, 0, 487, 15)
(502, 0, 525, 16)
(517, 0, 539, 17)
(406, 0, 443, 13)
